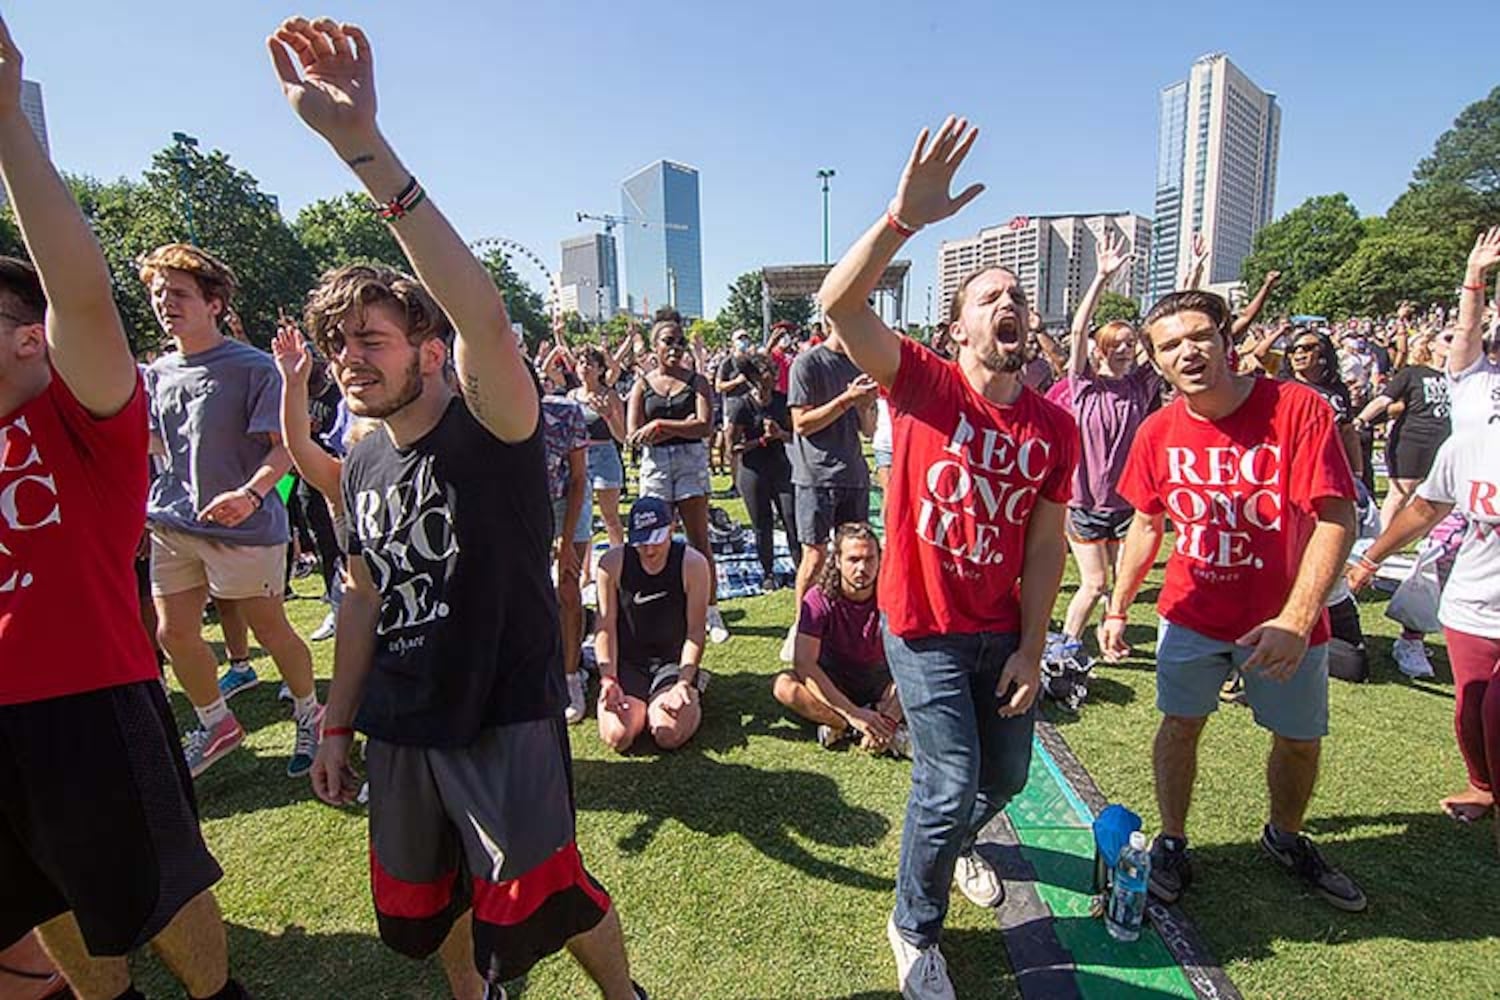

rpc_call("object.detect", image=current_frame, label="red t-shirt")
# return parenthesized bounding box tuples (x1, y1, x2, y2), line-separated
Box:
(770, 347, 792, 394)
(1117, 378, 1356, 645)
(0, 371, 157, 705)
(882, 338, 1078, 639)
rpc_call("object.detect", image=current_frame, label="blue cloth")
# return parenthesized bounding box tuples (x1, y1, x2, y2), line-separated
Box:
(883, 626, 1035, 948)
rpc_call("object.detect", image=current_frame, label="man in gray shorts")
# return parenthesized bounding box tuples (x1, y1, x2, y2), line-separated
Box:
(1101, 290, 1366, 913)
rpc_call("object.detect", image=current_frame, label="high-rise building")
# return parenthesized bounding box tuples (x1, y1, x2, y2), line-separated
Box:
(20, 80, 47, 157)
(1147, 54, 1280, 305)
(620, 160, 702, 318)
(560, 232, 619, 321)
(937, 213, 1151, 326)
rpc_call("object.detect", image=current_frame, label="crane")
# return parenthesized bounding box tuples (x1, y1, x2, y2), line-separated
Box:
(576, 211, 687, 235)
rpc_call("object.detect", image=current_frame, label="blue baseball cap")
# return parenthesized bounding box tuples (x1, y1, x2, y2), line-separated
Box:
(627, 497, 673, 546)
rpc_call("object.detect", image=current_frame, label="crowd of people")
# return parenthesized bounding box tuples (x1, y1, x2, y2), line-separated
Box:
(1, 15, 1497, 1000)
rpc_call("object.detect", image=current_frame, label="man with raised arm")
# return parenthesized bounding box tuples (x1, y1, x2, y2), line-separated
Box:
(269, 17, 645, 1000)
(819, 117, 1078, 1000)
(0, 15, 250, 1000)
(1449, 225, 1500, 430)
(1099, 289, 1365, 914)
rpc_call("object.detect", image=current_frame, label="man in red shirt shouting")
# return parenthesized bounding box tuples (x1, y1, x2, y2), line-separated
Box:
(820, 117, 1077, 1000)
(0, 14, 247, 1000)
(1101, 289, 1366, 913)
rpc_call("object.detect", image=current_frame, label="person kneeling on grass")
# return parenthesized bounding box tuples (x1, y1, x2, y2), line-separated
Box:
(594, 497, 712, 752)
(773, 522, 908, 756)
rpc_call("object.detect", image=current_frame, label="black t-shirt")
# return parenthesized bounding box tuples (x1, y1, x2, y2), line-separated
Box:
(1294, 376, 1352, 424)
(728, 393, 793, 478)
(341, 396, 563, 746)
(307, 379, 343, 457)
(618, 540, 688, 665)
(717, 354, 751, 399)
(1382, 364, 1451, 445)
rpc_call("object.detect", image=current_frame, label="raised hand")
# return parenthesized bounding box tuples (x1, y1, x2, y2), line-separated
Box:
(891, 116, 985, 230)
(1191, 232, 1209, 266)
(1097, 230, 1133, 280)
(268, 17, 378, 154)
(1467, 224, 1500, 277)
(272, 323, 313, 385)
(0, 14, 24, 116)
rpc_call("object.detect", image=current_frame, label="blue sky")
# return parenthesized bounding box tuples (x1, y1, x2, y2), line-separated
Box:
(10, 1, 1489, 319)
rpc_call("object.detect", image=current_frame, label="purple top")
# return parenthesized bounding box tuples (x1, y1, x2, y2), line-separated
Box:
(1069, 365, 1161, 512)
(798, 585, 886, 670)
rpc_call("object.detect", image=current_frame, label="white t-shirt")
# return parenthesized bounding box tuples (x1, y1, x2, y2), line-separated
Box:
(872, 397, 893, 457)
(1417, 430, 1500, 637)
(1447, 355, 1500, 433)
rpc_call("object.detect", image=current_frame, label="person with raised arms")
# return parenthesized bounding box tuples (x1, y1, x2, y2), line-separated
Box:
(819, 117, 1078, 1000)
(0, 14, 249, 1000)
(268, 16, 646, 1000)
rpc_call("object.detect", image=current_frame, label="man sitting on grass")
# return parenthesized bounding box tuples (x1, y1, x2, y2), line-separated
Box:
(595, 497, 712, 752)
(773, 522, 907, 756)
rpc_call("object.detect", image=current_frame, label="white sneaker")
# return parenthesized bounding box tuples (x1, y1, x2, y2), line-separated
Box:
(707, 606, 730, 644)
(1392, 637, 1435, 679)
(889, 724, 911, 759)
(887, 913, 956, 1000)
(954, 850, 1004, 907)
(779, 623, 797, 663)
(310, 610, 336, 641)
(564, 671, 587, 724)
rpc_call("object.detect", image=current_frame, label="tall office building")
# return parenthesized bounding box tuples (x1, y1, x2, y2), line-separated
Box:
(560, 232, 619, 321)
(620, 160, 702, 319)
(1147, 54, 1280, 305)
(20, 80, 47, 157)
(937, 213, 1151, 326)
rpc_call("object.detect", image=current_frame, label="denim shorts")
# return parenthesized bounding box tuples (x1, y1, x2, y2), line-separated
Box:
(586, 441, 625, 491)
(639, 441, 710, 502)
(1155, 619, 1329, 740)
(551, 487, 594, 546)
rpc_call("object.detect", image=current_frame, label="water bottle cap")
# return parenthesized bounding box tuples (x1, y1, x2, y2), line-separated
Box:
(1129, 831, 1147, 850)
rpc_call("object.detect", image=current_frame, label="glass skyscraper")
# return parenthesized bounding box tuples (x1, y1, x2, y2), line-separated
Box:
(620, 160, 703, 319)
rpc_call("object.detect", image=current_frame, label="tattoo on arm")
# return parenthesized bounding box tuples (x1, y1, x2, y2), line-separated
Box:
(462, 372, 487, 422)
(346, 154, 375, 168)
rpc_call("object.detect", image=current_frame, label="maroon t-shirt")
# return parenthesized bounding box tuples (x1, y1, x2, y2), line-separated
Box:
(798, 585, 885, 671)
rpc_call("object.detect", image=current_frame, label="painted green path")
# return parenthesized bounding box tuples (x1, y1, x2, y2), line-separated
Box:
(987, 726, 1238, 1000)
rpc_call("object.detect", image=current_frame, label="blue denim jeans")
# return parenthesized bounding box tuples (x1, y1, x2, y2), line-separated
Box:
(883, 626, 1035, 947)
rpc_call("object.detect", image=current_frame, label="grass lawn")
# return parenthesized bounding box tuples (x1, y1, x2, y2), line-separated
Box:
(135, 478, 1500, 999)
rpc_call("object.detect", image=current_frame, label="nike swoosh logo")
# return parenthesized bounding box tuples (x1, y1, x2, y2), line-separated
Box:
(632, 591, 668, 605)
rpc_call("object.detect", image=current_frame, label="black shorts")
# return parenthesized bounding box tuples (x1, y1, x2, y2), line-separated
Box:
(366, 718, 611, 983)
(819, 659, 894, 709)
(1067, 507, 1133, 544)
(1388, 434, 1442, 481)
(0, 681, 222, 955)
(795, 484, 870, 548)
(618, 658, 683, 702)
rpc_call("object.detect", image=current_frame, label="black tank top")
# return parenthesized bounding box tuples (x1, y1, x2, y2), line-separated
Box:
(575, 395, 612, 443)
(618, 540, 688, 664)
(642, 377, 700, 446)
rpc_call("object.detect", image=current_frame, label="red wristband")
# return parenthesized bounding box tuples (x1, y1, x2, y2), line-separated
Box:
(1104, 612, 1128, 622)
(886, 206, 918, 239)
(1463, 282, 1486, 292)
(322, 725, 355, 738)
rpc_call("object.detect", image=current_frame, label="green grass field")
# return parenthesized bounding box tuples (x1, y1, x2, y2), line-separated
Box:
(134, 481, 1500, 1000)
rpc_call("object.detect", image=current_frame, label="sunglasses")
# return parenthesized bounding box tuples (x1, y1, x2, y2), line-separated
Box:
(657, 337, 686, 347)
(1289, 343, 1319, 355)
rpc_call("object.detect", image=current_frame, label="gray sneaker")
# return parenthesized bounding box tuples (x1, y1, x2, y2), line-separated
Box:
(887, 913, 956, 1000)
(287, 704, 325, 778)
(1259, 826, 1367, 912)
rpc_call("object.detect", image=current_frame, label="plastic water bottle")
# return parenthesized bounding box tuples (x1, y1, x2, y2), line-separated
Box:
(1106, 830, 1151, 942)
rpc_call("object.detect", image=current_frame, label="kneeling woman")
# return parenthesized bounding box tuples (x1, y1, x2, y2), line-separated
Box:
(594, 498, 712, 752)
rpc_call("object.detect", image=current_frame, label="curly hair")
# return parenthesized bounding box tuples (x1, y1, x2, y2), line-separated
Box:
(137, 243, 238, 314)
(816, 522, 882, 604)
(302, 263, 452, 360)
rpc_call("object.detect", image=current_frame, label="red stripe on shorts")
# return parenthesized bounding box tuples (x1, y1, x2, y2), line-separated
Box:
(370, 846, 458, 920)
(471, 841, 611, 927)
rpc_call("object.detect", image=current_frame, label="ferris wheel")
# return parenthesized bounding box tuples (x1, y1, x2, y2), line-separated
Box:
(468, 236, 559, 323)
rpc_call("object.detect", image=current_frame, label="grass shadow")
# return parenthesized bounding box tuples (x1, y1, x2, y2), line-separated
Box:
(573, 751, 892, 890)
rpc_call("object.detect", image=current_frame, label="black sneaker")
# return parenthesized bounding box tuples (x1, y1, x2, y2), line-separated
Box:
(632, 983, 650, 1000)
(1148, 836, 1192, 904)
(1259, 826, 1367, 912)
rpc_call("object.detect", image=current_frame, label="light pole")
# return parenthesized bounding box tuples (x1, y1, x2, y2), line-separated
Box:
(169, 132, 200, 245)
(817, 168, 835, 264)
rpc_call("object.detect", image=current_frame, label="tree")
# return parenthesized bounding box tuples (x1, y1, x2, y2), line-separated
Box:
(1294, 227, 1457, 318)
(476, 246, 549, 349)
(1240, 194, 1366, 314)
(1388, 86, 1500, 247)
(1092, 291, 1140, 326)
(717, 269, 813, 336)
(293, 192, 405, 276)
